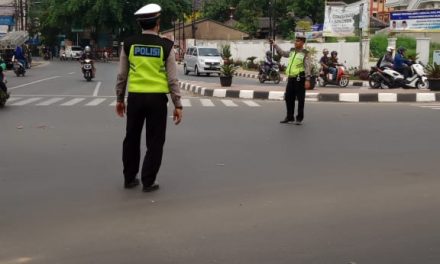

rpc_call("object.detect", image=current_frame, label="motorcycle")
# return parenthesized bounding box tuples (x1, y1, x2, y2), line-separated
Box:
(13, 60, 26, 77)
(81, 59, 94, 81)
(60, 52, 67, 61)
(368, 62, 429, 89)
(318, 65, 349, 87)
(0, 70, 9, 108)
(258, 64, 281, 84)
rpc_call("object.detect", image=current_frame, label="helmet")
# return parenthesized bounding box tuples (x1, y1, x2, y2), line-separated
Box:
(266, 51, 272, 56)
(331, 51, 337, 56)
(323, 48, 329, 53)
(386, 46, 394, 52)
(397, 46, 406, 53)
(295, 32, 307, 42)
(85, 46, 91, 53)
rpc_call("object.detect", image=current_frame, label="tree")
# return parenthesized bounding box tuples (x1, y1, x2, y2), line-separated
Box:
(37, 0, 192, 46)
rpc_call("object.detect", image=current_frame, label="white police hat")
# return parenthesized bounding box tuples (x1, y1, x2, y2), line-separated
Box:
(134, 3, 161, 19)
(295, 32, 307, 40)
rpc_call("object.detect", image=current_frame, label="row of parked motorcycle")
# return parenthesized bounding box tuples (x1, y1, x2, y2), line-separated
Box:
(256, 62, 428, 90)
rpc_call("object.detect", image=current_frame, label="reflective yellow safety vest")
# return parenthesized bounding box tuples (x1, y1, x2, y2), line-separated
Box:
(286, 49, 306, 77)
(128, 44, 169, 93)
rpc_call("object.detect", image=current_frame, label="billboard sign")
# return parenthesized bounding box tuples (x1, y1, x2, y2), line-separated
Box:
(390, 9, 440, 32)
(323, 0, 369, 37)
(0, 16, 14, 26)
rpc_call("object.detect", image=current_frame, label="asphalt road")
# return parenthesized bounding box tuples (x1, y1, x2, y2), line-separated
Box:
(1, 60, 440, 264)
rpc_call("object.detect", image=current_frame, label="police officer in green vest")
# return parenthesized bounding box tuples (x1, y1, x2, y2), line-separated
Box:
(270, 33, 311, 125)
(115, 3, 182, 192)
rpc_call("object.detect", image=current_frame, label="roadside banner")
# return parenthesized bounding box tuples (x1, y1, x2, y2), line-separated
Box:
(390, 9, 440, 32)
(323, 0, 369, 37)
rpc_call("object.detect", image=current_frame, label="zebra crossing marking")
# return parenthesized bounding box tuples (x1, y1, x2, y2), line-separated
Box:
(61, 98, 85, 106)
(242, 100, 261, 107)
(85, 98, 106, 106)
(200, 99, 215, 107)
(12, 97, 43, 106)
(5, 97, 267, 108)
(36, 97, 65, 106)
(221, 99, 238, 107)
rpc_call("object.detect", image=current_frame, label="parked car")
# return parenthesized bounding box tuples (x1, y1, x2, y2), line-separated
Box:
(66, 46, 83, 60)
(183, 47, 223, 76)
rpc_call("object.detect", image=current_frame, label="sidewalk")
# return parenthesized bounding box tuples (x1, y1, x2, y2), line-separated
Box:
(180, 69, 440, 103)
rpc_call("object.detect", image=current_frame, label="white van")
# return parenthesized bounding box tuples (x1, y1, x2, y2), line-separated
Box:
(183, 47, 223, 76)
(66, 46, 83, 60)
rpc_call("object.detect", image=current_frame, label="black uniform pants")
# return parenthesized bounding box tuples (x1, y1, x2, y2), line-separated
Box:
(123, 93, 168, 186)
(285, 76, 306, 121)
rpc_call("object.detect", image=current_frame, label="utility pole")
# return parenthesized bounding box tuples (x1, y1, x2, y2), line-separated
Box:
(192, 0, 196, 46)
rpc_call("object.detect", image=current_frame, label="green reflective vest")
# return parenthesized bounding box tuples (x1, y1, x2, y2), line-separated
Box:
(128, 44, 169, 93)
(286, 50, 306, 77)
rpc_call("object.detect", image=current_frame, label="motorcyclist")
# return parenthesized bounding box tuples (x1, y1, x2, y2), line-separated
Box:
(328, 51, 342, 81)
(80, 46, 96, 78)
(394, 47, 412, 79)
(0, 58, 8, 97)
(263, 50, 275, 75)
(12, 45, 27, 69)
(319, 48, 330, 75)
(379, 46, 394, 69)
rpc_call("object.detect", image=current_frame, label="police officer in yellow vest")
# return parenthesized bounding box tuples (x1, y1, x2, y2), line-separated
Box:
(115, 3, 182, 192)
(270, 33, 311, 125)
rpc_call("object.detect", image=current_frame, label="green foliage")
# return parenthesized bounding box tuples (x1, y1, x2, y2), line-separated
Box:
(405, 50, 418, 61)
(370, 34, 388, 58)
(221, 44, 232, 59)
(36, 0, 192, 45)
(220, 64, 239, 76)
(425, 63, 440, 79)
(201, 0, 232, 22)
(345, 36, 360, 42)
(325, 36, 339, 43)
(396, 35, 416, 50)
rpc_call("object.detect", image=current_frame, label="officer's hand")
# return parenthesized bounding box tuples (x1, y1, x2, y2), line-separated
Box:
(116, 102, 126, 117)
(305, 80, 311, 90)
(269, 39, 274, 45)
(173, 108, 182, 125)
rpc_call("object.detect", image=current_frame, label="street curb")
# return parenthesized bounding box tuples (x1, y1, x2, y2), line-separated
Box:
(179, 81, 440, 103)
(234, 72, 369, 87)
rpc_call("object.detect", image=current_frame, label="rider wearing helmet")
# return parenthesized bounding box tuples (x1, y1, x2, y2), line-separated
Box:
(394, 47, 412, 79)
(379, 46, 394, 69)
(80, 45, 96, 78)
(328, 51, 341, 81)
(263, 50, 275, 75)
(319, 49, 330, 75)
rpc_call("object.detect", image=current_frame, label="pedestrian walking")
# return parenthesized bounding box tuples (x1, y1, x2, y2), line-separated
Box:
(270, 33, 311, 125)
(115, 3, 183, 192)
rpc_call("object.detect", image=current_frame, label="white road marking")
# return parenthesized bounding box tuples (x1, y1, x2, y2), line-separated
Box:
(85, 98, 106, 106)
(93, 82, 102, 97)
(61, 98, 85, 106)
(221, 99, 238, 107)
(181, 98, 192, 107)
(68, 72, 76, 75)
(6, 97, 22, 103)
(419, 105, 440, 108)
(200, 99, 215, 107)
(242, 100, 260, 107)
(9, 76, 61, 90)
(110, 100, 117, 106)
(36, 97, 65, 106)
(11, 97, 43, 106)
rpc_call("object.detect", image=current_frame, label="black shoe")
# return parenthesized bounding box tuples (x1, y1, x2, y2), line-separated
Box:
(143, 183, 160, 192)
(124, 178, 140, 189)
(280, 118, 294, 124)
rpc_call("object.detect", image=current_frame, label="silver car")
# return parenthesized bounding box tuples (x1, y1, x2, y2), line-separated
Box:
(183, 47, 223, 76)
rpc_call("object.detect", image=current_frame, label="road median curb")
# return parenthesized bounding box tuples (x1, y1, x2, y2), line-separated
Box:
(180, 81, 440, 103)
